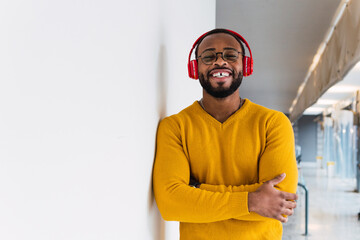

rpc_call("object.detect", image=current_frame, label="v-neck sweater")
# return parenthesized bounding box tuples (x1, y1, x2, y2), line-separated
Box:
(153, 99, 298, 240)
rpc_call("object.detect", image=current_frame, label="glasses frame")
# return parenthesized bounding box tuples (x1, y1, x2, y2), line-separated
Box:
(197, 48, 244, 65)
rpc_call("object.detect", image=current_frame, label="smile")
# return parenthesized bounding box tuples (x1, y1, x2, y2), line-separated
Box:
(209, 69, 233, 78)
(212, 72, 230, 78)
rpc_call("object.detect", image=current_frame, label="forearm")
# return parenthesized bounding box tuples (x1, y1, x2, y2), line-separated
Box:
(199, 182, 270, 221)
(199, 182, 261, 193)
(154, 179, 250, 223)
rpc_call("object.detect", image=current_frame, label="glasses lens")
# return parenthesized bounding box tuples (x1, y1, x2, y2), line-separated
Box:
(200, 51, 216, 64)
(223, 49, 239, 62)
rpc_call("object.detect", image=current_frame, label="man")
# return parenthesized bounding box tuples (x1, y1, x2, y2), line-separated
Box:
(153, 28, 298, 239)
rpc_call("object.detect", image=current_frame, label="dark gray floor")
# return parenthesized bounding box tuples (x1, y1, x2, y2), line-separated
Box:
(283, 165, 360, 240)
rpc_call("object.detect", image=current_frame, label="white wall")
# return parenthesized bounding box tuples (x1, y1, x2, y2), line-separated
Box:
(0, 1, 215, 240)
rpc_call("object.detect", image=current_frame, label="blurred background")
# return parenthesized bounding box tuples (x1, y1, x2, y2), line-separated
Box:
(0, 0, 359, 239)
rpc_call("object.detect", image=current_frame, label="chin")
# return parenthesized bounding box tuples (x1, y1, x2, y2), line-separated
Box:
(199, 72, 243, 99)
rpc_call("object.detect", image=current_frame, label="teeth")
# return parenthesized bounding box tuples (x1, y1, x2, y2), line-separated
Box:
(212, 72, 230, 77)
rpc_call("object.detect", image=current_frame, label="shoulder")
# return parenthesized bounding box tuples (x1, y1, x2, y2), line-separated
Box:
(245, 100, 289, 124)
(246, 100, 292, 130)
(158, 101, 200, 130)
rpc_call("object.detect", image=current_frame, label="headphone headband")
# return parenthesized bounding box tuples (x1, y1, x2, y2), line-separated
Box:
(187, 29, 253, 79)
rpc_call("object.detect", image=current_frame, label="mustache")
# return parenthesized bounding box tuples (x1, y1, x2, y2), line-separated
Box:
(207, 67, 234, 77)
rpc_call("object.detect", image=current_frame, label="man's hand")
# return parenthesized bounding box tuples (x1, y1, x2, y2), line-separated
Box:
(248, 173, 298, 223)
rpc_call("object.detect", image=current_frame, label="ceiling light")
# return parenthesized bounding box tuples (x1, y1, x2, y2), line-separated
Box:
(327, 85, 359, 93)
(354, 61, 360, 71)
(303, 107, 324, 115)
(316, 99, 338, 105)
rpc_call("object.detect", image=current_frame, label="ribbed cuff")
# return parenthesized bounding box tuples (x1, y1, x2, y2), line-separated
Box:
(229, 192, 250, 218)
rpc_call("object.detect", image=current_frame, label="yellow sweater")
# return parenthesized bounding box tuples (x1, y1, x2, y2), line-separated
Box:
(153, 99, 298, 240)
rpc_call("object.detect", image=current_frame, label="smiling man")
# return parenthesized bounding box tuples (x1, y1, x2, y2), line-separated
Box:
(153, 29, 298, 239)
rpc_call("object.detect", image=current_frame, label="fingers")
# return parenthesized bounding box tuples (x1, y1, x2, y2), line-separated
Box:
(270, 205, 294, 223)
(281, 199, 296, 217)
(276, 207, 294, 222)
(284, 200, 297, 209)
(280, 200, 296, 218)
(267, 173, 286, 186)
(278, 215, 288, 223)
(283, 208, 294, 216)
(283, 192, 298, 201)
(251, 176, 298, 223)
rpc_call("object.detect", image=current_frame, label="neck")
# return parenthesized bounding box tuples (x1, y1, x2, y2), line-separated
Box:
(200, 90, 243, 123)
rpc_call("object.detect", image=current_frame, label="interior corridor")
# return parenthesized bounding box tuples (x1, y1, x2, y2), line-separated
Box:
(283, 164, 360, 240)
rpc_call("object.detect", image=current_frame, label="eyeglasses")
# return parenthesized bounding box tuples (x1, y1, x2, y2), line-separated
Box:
(197, 48, 243, 65)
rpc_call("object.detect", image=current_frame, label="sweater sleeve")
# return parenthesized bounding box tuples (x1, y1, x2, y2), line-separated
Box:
(259, 113, 298, 193)
(199, 182, 269, 221)
(153, 117, 250, 223)
(199, 182, 261, 193)
(198, 112, 298, 222)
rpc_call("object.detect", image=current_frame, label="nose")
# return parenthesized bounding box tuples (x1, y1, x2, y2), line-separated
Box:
(214, 52, 227, 66)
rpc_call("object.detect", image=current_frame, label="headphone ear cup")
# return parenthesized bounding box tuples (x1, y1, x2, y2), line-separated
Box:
(243, 56, 253, 77)
(188, 60, 199, 79)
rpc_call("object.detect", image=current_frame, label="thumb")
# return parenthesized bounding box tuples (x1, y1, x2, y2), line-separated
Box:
(267, 173, 286, 186)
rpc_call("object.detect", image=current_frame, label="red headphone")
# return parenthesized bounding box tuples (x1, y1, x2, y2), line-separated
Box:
(187, 29, 253, 79)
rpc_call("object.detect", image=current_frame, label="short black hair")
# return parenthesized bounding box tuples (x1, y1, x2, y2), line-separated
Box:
(195, 28, 246, 59)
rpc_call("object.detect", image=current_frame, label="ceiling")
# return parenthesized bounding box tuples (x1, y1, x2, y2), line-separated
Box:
(216, 0, 342, 113)
(304, 62, 360, 115)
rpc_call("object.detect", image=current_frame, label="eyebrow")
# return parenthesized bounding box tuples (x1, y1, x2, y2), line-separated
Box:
(223, 47, 239, 51)
(202, 48, 216, 52)
(201, 47, 240, 53)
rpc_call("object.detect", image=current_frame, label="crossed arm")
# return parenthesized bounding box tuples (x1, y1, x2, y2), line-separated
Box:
(197, 173, 297, 222)
(153, 114, 298, 223)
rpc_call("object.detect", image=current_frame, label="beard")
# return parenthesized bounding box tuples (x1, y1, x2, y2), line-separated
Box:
(198, 69, 243, 98)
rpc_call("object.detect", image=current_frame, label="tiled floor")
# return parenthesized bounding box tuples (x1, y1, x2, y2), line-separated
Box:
(282, 165, 360, 240)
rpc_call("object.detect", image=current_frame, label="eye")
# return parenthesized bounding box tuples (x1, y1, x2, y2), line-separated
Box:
(203, 56, 215, 60)
(201, 52, 216, 63)
(224, 51, 238, 61)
